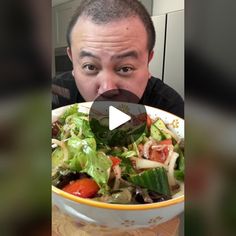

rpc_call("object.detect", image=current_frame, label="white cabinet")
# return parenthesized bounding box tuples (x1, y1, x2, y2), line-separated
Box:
(163, 10, 184, 99)
(149, 11, 184, 100)
(53, 0, 82, 48)
(153, 0, 184, 15)
(139, 0, 153, 15)
(149, 15, 166, 79)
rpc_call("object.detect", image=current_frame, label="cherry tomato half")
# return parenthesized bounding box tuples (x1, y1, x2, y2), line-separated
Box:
(110, 156, 121, 168)
(62, 178, 99, 198)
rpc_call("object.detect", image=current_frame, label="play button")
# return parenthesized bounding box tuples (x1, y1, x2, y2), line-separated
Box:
(109, 106, 131, 130)
(89, 89, 147, 146)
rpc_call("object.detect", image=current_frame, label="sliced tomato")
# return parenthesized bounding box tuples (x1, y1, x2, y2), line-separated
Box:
(149, 149, 167, 163)
(157, 139, 172, 145)
(136, 113, 152, 129)
(110, 156, 121, 168)
(62, 178, 99, 198)
(163, 146, 169, 157)
(146, 114, 152, 129)
(136, 113, 146, 122)
(149, 139, 172, 163)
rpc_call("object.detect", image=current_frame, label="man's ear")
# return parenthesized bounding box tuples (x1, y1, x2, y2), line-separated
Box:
(148, 50, 154, 63)
(67, 47, 72, 61)
(147, 51, 154, 80)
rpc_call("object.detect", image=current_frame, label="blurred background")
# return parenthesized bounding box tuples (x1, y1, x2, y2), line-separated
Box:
(0, 0, 236, 235)
(185, 0, 236, 235)
(0, 0, 51, 235)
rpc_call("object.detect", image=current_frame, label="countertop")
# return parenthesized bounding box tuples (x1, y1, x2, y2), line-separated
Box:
(52, 206, 180, 236)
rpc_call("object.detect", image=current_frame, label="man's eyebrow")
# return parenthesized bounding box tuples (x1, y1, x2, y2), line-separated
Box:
(112, 51, 139, 60)
(79, 50, 100, 60)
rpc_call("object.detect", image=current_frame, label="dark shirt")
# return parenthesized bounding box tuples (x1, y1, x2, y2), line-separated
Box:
(52, 71, 184, 118)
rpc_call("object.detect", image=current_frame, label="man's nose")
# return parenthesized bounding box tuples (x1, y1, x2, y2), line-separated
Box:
(97, 74, 119, 95)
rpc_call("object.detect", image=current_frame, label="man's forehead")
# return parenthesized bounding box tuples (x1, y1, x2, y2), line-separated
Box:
(78, 49, 139, 60)
(69, 15, 149, 53)
(72, 15, 145, 34)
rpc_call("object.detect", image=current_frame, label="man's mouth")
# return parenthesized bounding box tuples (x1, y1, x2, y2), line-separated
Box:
(96, 89, 139, 103)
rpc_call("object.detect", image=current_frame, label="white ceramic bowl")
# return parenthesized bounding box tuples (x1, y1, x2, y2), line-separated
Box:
(52, 102, 184, 229)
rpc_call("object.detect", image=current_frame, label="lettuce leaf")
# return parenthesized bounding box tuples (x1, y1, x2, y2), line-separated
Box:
(66, 136, 112, 193)
(119, 157, 137, 177)
(121, 150, 137, 158)
(52, 147, 64, 175)
(90, 118, 145, 147)
(174, 145, 185, 181)
(67, 137, 96, 171)
(60, 113, 93, 139)
(82, 151, 112, 194)
(59, 104, 79, 124)
(107, 148, 136, 177)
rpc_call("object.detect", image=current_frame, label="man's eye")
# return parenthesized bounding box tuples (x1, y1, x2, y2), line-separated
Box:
(117, 66, 134, 75)
(82, 64, 98, 74)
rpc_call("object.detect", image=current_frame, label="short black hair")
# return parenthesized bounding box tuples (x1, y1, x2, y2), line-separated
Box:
(66, 0, 156, 53)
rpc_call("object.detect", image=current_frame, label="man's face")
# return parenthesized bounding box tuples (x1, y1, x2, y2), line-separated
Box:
(67, 16, 153, 101)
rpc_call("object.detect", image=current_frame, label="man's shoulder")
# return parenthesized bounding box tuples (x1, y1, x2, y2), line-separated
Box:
(147, 77, 182, 99)
(52, 71, 79, 109)
(142, 77, 184, 118)
(53, 71, 74, 86)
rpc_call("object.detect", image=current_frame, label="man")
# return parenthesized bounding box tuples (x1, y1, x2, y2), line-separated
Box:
(52, 0, 184, 118)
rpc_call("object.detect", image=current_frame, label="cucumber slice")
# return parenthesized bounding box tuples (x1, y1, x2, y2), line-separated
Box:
(130, 167, 171, 196)
(153, 119, 172, 139)
(150, 124, 162, 141)
(52, 148, 64, 170)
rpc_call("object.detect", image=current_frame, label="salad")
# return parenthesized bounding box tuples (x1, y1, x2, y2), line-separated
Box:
(52, 104, 184, 204)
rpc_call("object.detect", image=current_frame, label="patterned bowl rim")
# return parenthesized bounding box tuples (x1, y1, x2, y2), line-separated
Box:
(52, 185, 184, 210)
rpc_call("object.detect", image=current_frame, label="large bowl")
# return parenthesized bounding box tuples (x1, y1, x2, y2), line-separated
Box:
(52, 102, 184, 229)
